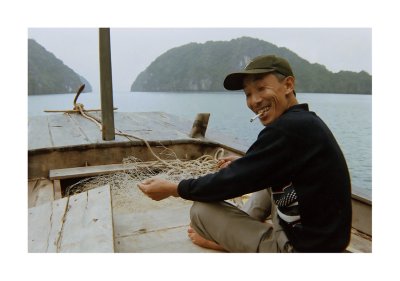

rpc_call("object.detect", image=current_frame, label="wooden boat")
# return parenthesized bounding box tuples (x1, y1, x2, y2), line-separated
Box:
(28, 29, 371, 252)
(28, 110, 371, 253)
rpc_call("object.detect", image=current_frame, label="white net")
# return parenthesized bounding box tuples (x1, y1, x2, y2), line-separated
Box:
(65, 149, 229, 213)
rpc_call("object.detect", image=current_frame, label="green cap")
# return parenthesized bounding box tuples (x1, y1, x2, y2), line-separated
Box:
(223, 55, 294, 90)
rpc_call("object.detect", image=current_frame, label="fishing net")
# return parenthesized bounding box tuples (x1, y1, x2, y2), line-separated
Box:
(57, 93, 244, 212)
(63, 148, 243, 213)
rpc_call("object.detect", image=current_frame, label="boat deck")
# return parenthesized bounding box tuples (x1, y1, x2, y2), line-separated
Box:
(28, 112, 371, 253)
(28, 111, 248, 152)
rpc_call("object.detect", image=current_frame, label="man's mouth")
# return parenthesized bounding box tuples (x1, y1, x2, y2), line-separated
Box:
(257, 105, 271, 116)
(250, 105, 271, 122)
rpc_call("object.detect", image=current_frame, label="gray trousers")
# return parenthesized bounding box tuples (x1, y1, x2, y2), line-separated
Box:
(190, 189, 294, 253)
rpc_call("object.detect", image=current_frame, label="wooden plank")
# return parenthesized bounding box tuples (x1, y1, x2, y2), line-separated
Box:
(28, 179, 38, 208)
(346, 229, 372, 253)
(47, 114, 91, 147)
(28, 115, 53, 150)
(59, 184, 114, 252)
(49, 163, 135, 180)
(113, 205, 192, 238)
(28, 112, 247, 153)
(113, 112, 158, 139)
(28, 179, 54, 208)
(28, 195, 68, 252)
(112, 112, 154, 141)
(53, 180, 62, 200)
(120, 112, 190, 141)
(44, 108, 117, 113)
(149, 112, 193, 135)
(112, 204, 221, 253)
(115, 225, 220, 253)
(69, 112, 127, 143)
(28, 185, 114, 253)
(67, 113, 103, 143)
(158, 112, 249, 153)
(352, 197, 372, 236)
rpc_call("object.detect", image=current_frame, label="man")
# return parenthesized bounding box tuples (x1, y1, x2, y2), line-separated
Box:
(138, 55, 352, 253)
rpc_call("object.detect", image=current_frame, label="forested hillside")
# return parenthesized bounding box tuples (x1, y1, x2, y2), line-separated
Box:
(131, 37, 371, 94)
(28, 39, 92, 95)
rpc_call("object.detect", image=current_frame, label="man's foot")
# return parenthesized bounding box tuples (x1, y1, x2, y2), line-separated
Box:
(187, 226, 226, 251)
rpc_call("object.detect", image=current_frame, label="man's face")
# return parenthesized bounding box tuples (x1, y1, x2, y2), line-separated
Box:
(243, 73, 294, 126)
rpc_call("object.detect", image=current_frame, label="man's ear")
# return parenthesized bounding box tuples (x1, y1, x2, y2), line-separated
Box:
(285, 76, 295, 94)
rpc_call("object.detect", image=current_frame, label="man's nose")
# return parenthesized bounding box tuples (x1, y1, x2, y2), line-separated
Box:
(250, 94, 262, 107)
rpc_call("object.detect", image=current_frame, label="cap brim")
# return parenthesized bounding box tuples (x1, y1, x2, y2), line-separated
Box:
(223, 69, 276, 91)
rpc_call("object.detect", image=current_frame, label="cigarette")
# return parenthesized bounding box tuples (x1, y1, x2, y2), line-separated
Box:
(250, 112, 262, 122)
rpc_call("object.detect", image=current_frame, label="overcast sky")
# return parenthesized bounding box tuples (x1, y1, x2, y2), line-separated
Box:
(28, 28, 371, 92)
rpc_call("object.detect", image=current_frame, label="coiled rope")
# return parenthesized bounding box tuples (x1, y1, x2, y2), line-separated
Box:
(65, 85, 225, 196)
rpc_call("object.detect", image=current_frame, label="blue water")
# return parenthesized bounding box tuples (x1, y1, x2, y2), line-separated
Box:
(28, 91, 372, 196)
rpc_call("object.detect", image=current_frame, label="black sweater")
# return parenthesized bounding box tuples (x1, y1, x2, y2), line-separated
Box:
(178, 104, 352, 252)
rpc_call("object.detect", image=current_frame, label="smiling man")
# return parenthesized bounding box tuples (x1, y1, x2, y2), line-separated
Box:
(138, 55, 352, 253)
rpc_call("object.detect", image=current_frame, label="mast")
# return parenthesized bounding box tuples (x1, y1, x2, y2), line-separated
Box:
(99, 28, 115, 140)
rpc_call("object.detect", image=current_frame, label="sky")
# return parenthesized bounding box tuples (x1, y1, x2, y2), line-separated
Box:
(28, 28, 372, 92)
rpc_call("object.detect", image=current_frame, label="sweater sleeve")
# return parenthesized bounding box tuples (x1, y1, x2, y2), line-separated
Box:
(177, 126, 294, 202)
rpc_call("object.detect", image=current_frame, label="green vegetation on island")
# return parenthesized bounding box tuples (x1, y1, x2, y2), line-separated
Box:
(28, 39, 92, 95)
(131, 37, 371, 94)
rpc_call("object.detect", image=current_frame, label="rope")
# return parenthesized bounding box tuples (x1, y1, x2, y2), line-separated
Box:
(51, 88, 240, 233)
(63, 101, 226, 197)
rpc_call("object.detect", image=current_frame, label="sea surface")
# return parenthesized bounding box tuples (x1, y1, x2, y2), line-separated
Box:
(28, 91, 372, 197)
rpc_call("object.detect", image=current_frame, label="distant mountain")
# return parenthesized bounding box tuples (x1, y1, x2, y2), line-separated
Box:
(28, 39, 92, 95)
(131, 37, 371, 94)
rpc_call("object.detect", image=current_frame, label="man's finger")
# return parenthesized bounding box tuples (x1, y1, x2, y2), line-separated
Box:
(140, 178, 154, 185)
(220, 161, 231, 169)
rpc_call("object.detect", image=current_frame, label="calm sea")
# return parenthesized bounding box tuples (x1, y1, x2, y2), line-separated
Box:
(28, 91, 372, 197)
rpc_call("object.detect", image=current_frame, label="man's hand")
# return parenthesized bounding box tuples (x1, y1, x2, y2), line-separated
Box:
(217, 155, 241, 169)
(137, 178, 179, 201)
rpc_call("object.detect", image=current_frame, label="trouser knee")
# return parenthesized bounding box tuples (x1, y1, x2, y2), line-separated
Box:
(190, 201, 209, 226)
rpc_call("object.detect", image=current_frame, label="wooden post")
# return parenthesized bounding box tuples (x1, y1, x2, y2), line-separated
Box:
(189, 113, 210, 138)
(99, 28, 115, 141)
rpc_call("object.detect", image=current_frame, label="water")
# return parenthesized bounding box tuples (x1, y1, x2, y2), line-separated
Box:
(28, 91, 372, 196)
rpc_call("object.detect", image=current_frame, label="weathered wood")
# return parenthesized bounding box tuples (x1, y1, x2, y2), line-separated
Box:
(115, 225, 220, 253)
(112, 112, 157, 140)
(44, 108, 117, 113)
(47, 114, 90, 147)
(158, 112, 249, 153)
(28, 116, 53, 150)
(28, 185, 114, 253)
(346, 229, 372, 253)
(68, 112, 126, 143)
(50, 163, 137, 180)
(28, 179, 38, 208)
(53, 179, 62, 200)
(28, 112, 248, 152)
(113, 205, 192, 238)
(190, 113, 210, 138)
(28, 194, 67, 252)
(29, 142, 224, 178)
(28, 178, 54, 208)
(99, 28, 115, 141)
(115, 112, 190, 141)
(113, 203, 222, 253)
(351, 196, 372, 236)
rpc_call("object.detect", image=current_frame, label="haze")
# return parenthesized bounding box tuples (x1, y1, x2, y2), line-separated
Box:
(28, 28, 371, 92)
